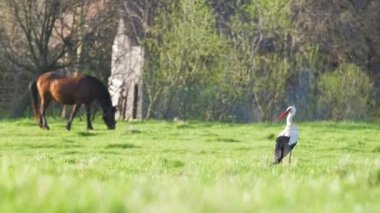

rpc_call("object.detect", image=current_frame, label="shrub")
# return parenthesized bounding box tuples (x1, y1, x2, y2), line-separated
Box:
(318, 63, 374, 121)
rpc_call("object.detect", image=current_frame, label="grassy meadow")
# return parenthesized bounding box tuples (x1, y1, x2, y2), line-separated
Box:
(0, 118, 379, 212)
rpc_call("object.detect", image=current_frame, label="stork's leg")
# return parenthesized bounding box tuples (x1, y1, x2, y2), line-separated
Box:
(288, 143, 297, 164)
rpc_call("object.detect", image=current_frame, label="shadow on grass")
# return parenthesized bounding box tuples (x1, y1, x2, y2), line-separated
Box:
(105, 143, 139, 149)
(99, 150, 122, 155)
(206, 137, 241, 143)
(202, 132, 219, 137)
(16, 120, 38, 127)
(26, 143, 83, 149)
(76, 131, 98, 137)
(62, 150, 82, 155)
(372, 146, 380, 153)
(161, 158, 185, 168)
(341, 145, 367, 153)
(368, 169, 380, 187)
(175, 122, 194, 129)
(266, 133, 275, 140)
(65, 159, 77, 164)
(234, 146, 252, 151)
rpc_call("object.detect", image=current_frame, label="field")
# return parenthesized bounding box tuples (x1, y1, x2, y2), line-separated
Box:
(0, 118, 379, 212)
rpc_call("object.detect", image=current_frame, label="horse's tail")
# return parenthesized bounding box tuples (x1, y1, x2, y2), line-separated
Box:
(29, 81, 39, 118)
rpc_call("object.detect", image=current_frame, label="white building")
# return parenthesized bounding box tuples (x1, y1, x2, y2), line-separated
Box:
(109, 18, 144, 120)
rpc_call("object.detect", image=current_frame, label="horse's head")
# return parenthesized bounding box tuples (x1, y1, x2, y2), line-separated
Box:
(103, 106, 116, 129)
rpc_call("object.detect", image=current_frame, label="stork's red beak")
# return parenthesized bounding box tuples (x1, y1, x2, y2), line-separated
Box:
(277, 110, 290, 120)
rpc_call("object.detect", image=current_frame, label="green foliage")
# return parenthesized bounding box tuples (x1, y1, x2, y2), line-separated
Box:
(144, 0, 234, 120)
(143, 0, 323, 122)
(0, 119, 380, 212)
(318, 63, 374, 121)
(228, 0, 301, 121)
(252, 55, 292, 120)
(142, 0, 378, 122)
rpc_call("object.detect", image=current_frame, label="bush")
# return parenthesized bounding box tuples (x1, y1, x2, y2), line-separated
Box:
(318, 63, 374, 121)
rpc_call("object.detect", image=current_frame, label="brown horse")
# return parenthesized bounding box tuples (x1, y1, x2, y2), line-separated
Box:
(29, 71, 116, 130)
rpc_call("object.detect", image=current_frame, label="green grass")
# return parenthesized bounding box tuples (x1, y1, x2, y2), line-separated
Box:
(0, 118, 379, 212)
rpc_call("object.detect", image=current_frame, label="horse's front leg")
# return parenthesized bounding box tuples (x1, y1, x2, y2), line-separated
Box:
(85, 104, 94, 130)
(66, 103, 81, 131)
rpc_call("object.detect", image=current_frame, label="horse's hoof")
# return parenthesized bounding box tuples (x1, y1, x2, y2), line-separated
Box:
(66, 124, 71, 131)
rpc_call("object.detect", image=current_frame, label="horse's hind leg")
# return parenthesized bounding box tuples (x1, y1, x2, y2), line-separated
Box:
(39, 113, 43, 128)
(39, 96, 51, 130)
(85, 104, 94, 130)
(66, 103, 81, 131)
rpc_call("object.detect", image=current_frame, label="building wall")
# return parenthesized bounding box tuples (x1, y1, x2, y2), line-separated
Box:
(109, 18, 144, 120)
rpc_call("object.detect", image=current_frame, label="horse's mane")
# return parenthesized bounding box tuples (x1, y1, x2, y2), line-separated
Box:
(84, 75, 112, 107)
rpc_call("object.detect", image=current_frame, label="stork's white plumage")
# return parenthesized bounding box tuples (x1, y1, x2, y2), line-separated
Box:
(274, 106, 298, 164)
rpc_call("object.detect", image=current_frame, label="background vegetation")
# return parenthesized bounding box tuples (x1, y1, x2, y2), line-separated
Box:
(0, 0, 379, 121)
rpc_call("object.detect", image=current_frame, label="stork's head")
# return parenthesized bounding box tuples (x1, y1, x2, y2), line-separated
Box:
(277, 106, 296, 120)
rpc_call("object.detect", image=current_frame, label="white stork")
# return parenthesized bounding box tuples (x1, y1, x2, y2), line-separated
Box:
(274, 106, 298, 164)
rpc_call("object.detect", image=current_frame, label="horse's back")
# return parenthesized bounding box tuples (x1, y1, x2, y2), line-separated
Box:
(37, 72, 67, 89)
(37, 71, 66, 82)
(37, 72, 89, 104)
(36, 71, 109, 105)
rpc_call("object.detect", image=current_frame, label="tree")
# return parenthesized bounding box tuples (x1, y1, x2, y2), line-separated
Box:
(0, 0, 118, 117)
(227, 0, 296, 121)
(1, 0, 74, 73)
(144, 0, 232, 120)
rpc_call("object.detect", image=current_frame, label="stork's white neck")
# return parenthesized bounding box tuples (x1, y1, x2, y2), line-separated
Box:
(287, 113, 294, 126)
